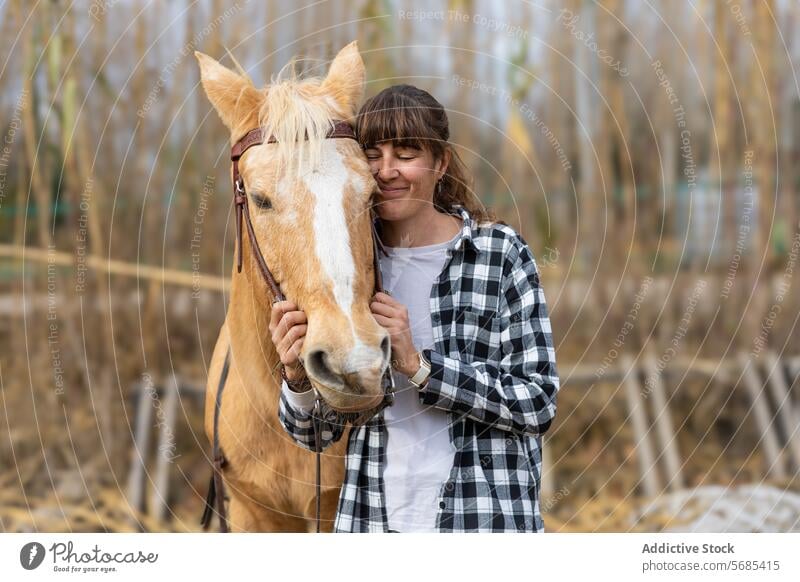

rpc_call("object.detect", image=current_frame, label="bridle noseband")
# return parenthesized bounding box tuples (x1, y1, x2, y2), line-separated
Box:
(201, 120, 395, 534)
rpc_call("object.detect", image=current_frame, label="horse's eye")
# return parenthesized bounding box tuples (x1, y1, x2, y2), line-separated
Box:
(251, 193, 272, 210)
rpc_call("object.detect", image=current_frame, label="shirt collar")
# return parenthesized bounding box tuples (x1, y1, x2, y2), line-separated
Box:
(449, 204, 480, 255)
(372, 204, 480, 256)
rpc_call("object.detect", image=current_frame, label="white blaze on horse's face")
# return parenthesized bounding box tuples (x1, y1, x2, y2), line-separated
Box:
(302, 141, 356, 327)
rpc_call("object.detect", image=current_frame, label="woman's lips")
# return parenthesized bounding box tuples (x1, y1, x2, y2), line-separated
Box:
(379, 186, 409, 198)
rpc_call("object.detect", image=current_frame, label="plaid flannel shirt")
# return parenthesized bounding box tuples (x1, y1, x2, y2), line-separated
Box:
(278, 205, 560, 532)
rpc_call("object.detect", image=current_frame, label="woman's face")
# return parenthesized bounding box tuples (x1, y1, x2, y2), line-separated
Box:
(364, 141, 448, 221)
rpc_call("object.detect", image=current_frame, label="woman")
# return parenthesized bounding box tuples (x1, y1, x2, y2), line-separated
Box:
(274, 84, 560, 533)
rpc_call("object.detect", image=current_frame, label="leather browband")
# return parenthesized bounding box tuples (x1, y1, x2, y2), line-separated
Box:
(231, 120, 358, 160)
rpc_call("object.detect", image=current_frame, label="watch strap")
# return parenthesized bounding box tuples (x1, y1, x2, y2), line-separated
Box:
(408, 351, 431, 387)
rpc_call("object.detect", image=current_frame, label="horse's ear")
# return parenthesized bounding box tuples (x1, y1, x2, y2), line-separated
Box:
(320, 41, 365, 117)
(195, 51, 262, 132)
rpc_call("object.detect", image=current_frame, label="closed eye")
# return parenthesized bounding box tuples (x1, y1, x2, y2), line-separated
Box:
(250, 193, 272, 210)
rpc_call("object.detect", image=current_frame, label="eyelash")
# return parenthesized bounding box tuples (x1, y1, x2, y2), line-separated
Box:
(250, 193, 272, 209)
(366, 155, 415, 161)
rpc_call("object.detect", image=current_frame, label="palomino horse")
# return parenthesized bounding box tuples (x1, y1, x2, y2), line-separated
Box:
(195, 41, 391, 532)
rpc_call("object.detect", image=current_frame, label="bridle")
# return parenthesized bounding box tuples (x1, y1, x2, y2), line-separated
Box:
(200, 120, 395, 533)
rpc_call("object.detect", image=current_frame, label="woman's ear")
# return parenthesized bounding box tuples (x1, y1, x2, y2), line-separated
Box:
(436, 148, 451, 179)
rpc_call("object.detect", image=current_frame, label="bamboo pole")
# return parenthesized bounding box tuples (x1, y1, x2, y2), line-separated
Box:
(643, 351, 685, 491)
(11, 2, 29, 247)
(751, 0, 777, 267)
(0, 244, 228, 291)
(738, 352, 786, 480)
(712, 0, 735, 260)
(620, 354, 660, 497)
(763, 350, 800, 472)
(55, 3, 88, 418)
(21, 4, 53, 252)
(151, 374, 179, 521)
(126, 377, 154, 515)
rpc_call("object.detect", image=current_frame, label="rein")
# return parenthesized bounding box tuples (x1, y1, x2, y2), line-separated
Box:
(200, 120, 395, 533)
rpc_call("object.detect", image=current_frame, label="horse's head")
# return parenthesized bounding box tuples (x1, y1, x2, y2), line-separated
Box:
(196, 42, 390, 412)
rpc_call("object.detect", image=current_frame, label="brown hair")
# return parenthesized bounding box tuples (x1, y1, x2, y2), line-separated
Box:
(355, 84, 499, 225)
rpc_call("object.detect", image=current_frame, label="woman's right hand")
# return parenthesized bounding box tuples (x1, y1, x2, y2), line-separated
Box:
(269, 301, 308, 384)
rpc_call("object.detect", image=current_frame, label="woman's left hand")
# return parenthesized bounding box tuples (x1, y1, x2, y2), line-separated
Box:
(370, 292, 419, 377)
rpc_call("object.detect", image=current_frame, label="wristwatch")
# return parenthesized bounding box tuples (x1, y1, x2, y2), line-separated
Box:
(408, 351, 431, 388)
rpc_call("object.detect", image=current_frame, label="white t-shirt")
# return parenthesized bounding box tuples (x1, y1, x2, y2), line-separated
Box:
(282, 231, 460, 532)
(379, 232, 460, 532)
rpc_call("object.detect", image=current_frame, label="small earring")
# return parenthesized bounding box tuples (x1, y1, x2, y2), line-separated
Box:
(436, 179, 443, 195)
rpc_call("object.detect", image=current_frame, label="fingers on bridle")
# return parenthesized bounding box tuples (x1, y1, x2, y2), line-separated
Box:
(291, 337, 303, 359)
(290, 322, 307, 342)
(279, 323, 297, 353)
(279, 310, 297, 337)
(374, 314, 395, 331)
(371, 300, 394, 317)
(271, 300, 291, 331)
(283, 337, 303, 369)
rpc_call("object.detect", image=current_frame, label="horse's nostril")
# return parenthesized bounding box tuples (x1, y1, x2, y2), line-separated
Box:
(306, 348, 341, 388)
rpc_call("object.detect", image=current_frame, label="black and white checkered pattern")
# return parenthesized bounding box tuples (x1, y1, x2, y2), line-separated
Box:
(278, 205, 560, 532)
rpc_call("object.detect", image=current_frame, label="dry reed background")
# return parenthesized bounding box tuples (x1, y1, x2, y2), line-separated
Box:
(0, 0, 799, 532)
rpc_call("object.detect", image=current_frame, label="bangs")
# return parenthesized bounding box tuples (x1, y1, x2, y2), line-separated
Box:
(356, 89, 442, 151)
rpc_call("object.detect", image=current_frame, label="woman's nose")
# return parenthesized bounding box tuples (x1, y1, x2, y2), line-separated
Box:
(375, 157, 399, 181)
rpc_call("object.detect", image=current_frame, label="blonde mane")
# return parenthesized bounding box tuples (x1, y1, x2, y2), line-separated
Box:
(257, 60, 339, 176)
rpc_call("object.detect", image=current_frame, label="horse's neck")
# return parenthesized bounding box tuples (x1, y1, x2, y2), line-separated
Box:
(226, 276, 281, 405)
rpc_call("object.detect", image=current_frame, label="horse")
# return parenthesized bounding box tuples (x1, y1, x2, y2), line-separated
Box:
(194, 41, 390, 532)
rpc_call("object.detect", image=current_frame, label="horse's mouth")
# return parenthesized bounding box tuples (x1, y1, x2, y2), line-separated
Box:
(312, 385, 385, 413)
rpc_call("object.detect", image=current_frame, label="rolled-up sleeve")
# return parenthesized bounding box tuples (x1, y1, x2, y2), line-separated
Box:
(418, 238, 559, 436)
